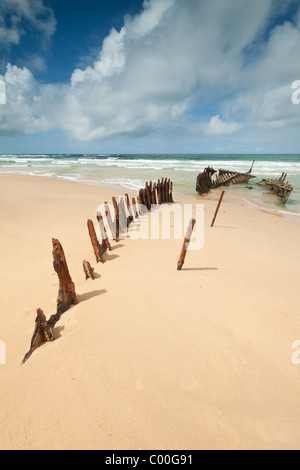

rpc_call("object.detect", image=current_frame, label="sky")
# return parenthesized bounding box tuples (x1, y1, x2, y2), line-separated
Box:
(0, 0, 300, 154)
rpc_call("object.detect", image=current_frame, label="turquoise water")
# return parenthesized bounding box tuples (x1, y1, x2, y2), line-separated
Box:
(1, 153, 300, 214)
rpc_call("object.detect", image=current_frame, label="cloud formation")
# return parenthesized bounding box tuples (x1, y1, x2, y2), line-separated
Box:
(0, 64, 63, 136)
(0, 0, 56, 50)
(1, 0, 300, 149)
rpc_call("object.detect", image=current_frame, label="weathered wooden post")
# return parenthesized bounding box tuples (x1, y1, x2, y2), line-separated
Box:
(52, 238, 78, 315)
(118, 196, 128, 235)
(165, 178, 169, 203)
(152, 183, 157, 205)
(125, 193, 134, 226)
(139, 189, 145, 208)
(157, 179, 162, 205)
(137, 196, 142, 214)
(163, 178, 168, 203)
(83, 260, 95, 280)
(138, 189, 148, 213)
(132, 197, 139, 218)
(105, 201, 117, 241)
(87, 219, 103, 263)
(145, 182, 152, 210)
(166, 179, 171, 202)
(22, 240, 78, 364)
(160, 178, 165, 203)
(177, 219, 196, 271)
(211, 191, 225, 227)
(96, 211, 112, 251)
(112, 197, 120, 241)
(22, 308, 55, 364)
(249, 160, 255, 173)
(170, 181, 174, 203)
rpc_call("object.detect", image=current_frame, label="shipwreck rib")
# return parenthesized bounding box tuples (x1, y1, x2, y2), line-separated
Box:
(196, 161, 256, 195)
(257, 172, 293, 203)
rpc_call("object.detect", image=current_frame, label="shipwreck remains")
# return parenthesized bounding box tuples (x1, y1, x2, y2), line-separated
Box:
(52, 238, 78, 318)
(22, 177, 175, 364)
(257, 173, 294, 203)
(22, 308, 55, 364)
(139, 178, 174, 210)
(196, 161, 256, 195)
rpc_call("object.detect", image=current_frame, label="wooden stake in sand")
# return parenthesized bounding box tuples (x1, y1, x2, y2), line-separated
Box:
(104, 201, 117, 241)
(97, 211, 112, 252)
(118, 197, 128, 235)
(169, 181, 174, 203)
(112, 197, 120, 241)
(138, 189, 145, 208)
(87, 219, 103, 263)
(83, 260, 95, 280)
(177, 218, 196, 271)
(152, 183, 157, 205)
(165, 179, 170, 203)
(132, 197, 139, 218)
(145, 182, 152, 210)
(157, 179, 162, 205)
(125, 193, 134, 227)
(161, 178, 166, 203)
(22, 240, 78, 364)
(22, 308, 55, 364)
(211, 191, 225, 227)
(52, 238, 78, 316)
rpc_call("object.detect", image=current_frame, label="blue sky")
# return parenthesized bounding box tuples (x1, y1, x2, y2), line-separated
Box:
(0, 0, 300, 154)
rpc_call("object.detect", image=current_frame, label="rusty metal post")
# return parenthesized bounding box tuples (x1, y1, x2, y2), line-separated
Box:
(145, 182, 152, 210)
(125, 193, 134, 226)
(132, 197, 139, 218)
(104, 201, 117, 241)
(87, 219, 103, 263)
(170, 181, 174, 203)
(157, 179, 162, 205)
(97, 211, 112, 251)
(112, 197, 120, 241)
(211, 191, 225, 227)
(161, 178, 165, 203)
(83, 260, 95, 280)
(177, 218, 196, 271)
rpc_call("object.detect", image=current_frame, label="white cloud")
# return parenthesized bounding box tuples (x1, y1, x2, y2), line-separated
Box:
(0, 0, 56, 50)
(199, 115, 242, 136)
(0, 64, 63, 135)
(1, 0, 300, 150)
(71, 27, 127, 86)
(61, 0, 286, 142)
(19, 53, 47, 73)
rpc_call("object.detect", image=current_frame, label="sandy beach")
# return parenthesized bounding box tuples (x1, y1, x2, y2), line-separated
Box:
(0, 173, 300, 450)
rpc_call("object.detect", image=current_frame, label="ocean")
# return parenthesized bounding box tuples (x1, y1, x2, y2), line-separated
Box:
(1, 153, 300, 215)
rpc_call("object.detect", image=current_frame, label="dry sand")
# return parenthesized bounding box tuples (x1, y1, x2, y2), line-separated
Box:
(0, 173, 300, 450)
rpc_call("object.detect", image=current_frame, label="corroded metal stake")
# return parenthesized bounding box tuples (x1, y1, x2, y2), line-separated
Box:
(177, 218, 196, 271)
(97, 211, 112, 252)
(22, 308, 55, 364)
(87, 219, 103, 263)
(211, 191, 225, 227)
(104, 201, 117, 241)
(52, 238, 78, 315)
